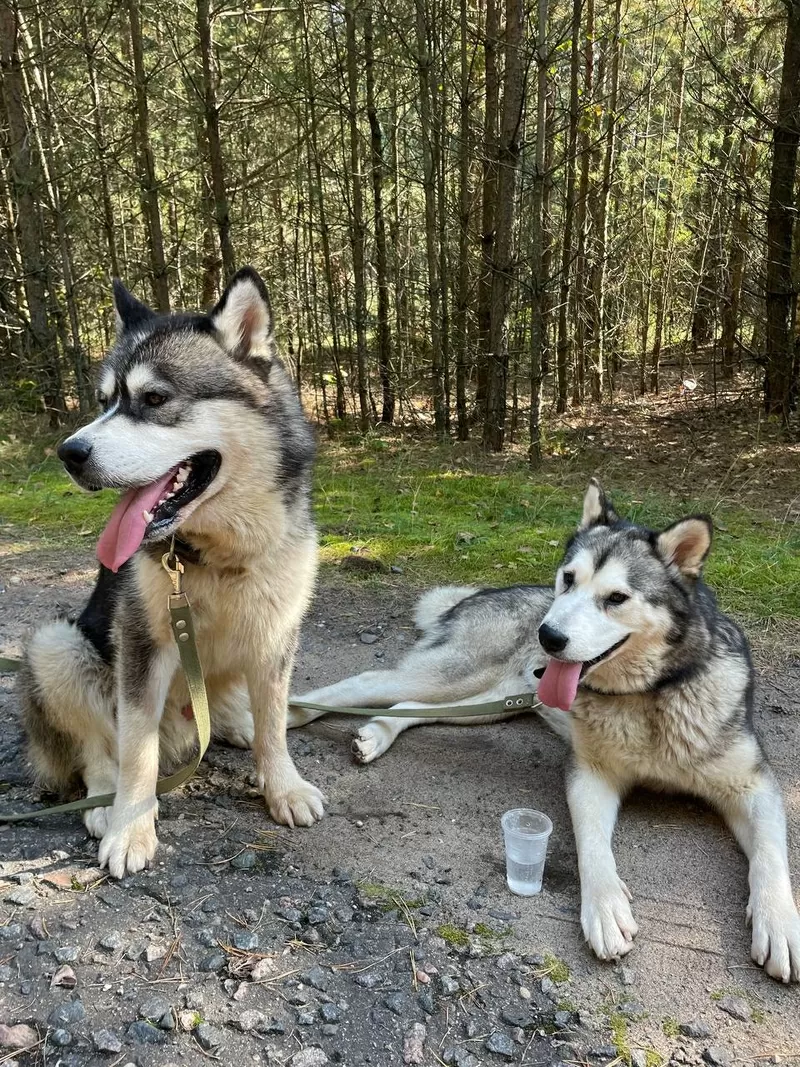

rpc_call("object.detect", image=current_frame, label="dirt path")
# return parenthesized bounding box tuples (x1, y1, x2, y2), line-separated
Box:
(1, 542, 799, 1067)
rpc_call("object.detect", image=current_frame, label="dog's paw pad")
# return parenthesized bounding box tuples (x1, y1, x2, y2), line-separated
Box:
(84, 805, 111, 840)
(97, 819, 158, 879)
(268, 779, 326, 828)
(582, 879, 639, 961)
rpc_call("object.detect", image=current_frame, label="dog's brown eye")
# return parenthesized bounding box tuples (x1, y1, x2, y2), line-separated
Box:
(144, 392, 167, 407)
(607, 591, 629, 606)
(562, 571, 575, 590)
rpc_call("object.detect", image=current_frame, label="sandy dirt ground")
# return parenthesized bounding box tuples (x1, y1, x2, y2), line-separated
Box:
(1, 538, 799, 1067)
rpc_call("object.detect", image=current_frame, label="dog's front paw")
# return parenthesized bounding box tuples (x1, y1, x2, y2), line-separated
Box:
(97, 810, 158, 879)
(352, 720, 392, 764)
(581, 877, 639, 960)
(265, 777, 326, 828)
(749, 896, 800, 983)
(83, 804, 111, 840)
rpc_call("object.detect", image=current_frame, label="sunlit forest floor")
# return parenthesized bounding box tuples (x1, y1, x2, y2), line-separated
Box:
(2, 391, 799, 629)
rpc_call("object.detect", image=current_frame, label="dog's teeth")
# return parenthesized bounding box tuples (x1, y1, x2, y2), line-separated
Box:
(172, 481, 181, 491)
(158, 498, 166, 506)
(142, 510, 154, 523)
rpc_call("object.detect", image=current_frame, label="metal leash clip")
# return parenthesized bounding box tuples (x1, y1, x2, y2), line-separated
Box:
(161, 536, 185, 601)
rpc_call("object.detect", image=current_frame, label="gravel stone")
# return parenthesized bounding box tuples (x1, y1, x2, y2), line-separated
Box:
(232, 930, 258, 951)
(237, 1010, 266, 1033)
(297, 1010, 316, 1025)
(195, 1023, 221, 1050)
(303, 965, 330, 991)
(50, 1029, 71, 1047)
(99, 932, 123, 951)
(319, 1003, 342, 1024)
(384, 992, 407, 1016)
(92, 1029, 123, 1054)
(0, 1024, 38, 1049)
(403, 1021, 427, 1064)
(715, 995, 750, 1022)
(500, 1007, 531, 1029)
(48, 1000, 85, 1027)
(589, 1046, 619, 1059)
(440, 975, 460, 995)
(680, 1020, 712, 1039)
(199, 951, 226, 972)
(127, 1021, 165, 1045)
(231, 850, 257, 870)
(5, 889, 35, 907)
(703, 1048, 733, 1067)
(485, 1031, 515, 1058)
(290, 1050, 328, 1067)
(53, 946, 79, 963)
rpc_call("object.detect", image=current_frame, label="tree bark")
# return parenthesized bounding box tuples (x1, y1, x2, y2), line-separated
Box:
(555, 0, 582, 414)
(529, 0, 549, 465)
(483, 0, 525, 450)
(454, 0, 471, 440)
(0, 1, 63, 422)
(365, 7, 394, 424)
(196, 0, 236, 282)
(475, 0, 499, 420)
(127, 0, 170, 311)
(764, 0, 800, 420)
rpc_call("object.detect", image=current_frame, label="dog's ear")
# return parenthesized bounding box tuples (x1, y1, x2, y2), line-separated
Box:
(656, 516, 713, 578)
(112, 279, 155, 336)
(211, 267, 275, 359)
(578, 478, 619, 530)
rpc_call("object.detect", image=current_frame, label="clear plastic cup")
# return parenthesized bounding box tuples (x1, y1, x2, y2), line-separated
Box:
(501, 808, 553, 896)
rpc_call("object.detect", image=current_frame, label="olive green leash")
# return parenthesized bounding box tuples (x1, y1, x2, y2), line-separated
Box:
(0, 545, 538, 824)
(0, 545, 211, 824)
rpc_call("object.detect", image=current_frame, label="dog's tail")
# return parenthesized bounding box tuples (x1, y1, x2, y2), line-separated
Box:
(414, 586, 478, 632)
(18, 621, 113, 793)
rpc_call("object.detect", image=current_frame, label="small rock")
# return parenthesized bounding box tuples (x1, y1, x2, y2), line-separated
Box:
(92, 1029, 123, 1054)
(99, 932, 123, 951)
(127, 1021, 165, 1046)
(631, 1052, 648, 1067)
(264, 1018, 287, 1034)
(290, 1049, 328, 1067)
(589, 1046, 619, 1060)
(354, 972, 382, 989)
(453, 1052, 481, 1067)
(554, 1011, 573, 1027)
(231, 850, 257, 870)
(178, 1010, 199, 1032)
(29, 916, 48, 941)
(195, 1023, 220, 1050)
(303, 965, 329, 991)
(251, 957, 275, 981)
(0, 926, 23, 942)
(681, 1020, 712, 1040)
(199, 951, 226, 972)
(485, 1032, 515, 1059)
(276, 906, 302, 923)
(50, 965, 77, 989)
(320, 1003, 342, 1024)
(440, 975, 460, 995)
(703, 1048, 733, 1067)
(384, 992, 407, 1016)
(237, 1010, 266, 1033)
(500, 1008, 531, 1029)
(54, 946, 79, 963)
(144, 943, 167, 963)
(232, 930, 258, 952)
(0, 966, 13, 983)
(403, 1022, 427, 1064)
(619, 965, 636, 986)
(5, 888, 35, 907)
(715, 995, 750, 1022)
(50, 1029, 71, 1047)
(297, 1011, 316, 1026)
(359, 632, 379, 644)
(519, 986, 531, 1000)
(540, 976, 556, 997)
(307, 907, 328, 925)
(617, 1000, 645, 1019)
(48, 1001, 85, 1028)
(139, 995, 172, 1028)
(0, 1024, 38, 1050)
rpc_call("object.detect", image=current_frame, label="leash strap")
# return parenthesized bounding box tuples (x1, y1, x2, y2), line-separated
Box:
(0, 550, 212, 824)
(290, 693, 540, 718)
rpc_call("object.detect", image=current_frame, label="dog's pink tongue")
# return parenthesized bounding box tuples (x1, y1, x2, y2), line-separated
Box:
(96, 469, 177, 573)
(538, 659, 583, 711)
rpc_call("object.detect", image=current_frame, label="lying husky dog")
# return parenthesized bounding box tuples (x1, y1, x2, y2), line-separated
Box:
(291, 481, 800, 981)
(18, 268, 325, 878)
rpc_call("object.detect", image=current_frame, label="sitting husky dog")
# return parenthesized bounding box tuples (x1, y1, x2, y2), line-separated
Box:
(291, 481, 800, 981)
(18, 268, 325, 878)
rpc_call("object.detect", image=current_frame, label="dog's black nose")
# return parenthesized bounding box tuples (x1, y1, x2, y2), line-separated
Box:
(538, 622, 568, 655)
(57, 438, 92, 470)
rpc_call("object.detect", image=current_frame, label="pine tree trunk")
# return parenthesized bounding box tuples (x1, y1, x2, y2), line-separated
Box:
(588, 0, 620, 400)
(344, 0, 370, 431)
(364, 7, 394, 424)
(555, 0, 582, 414)
(127, 0, 170, 310)
(529, 0, 549, 465)
(0, 1, 64, 423)
(196, 0, 236, 281)
(764, 0, 800, 420)
(475, 0, 499, 421)
(483, 0, 525, 451)
(572, 0, 594, 407)
(454, 0, 473, 441)
(415, 0, 446, 436)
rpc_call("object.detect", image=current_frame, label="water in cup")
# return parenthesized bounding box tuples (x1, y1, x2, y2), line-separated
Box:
(505, 848, 546, 895)
(501, 808, 553, 896)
